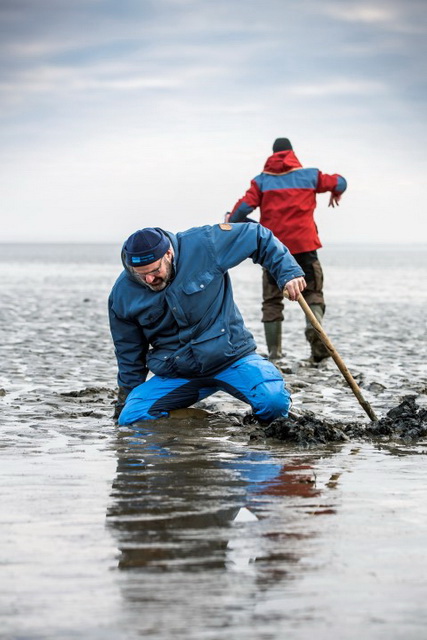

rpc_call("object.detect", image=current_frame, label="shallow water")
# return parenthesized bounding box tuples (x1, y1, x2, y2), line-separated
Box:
(1, 243, 427, 639)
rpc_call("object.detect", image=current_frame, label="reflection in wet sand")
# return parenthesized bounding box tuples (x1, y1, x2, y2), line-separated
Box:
(107, 416, 335, 578)
(108, 422, 246, 571)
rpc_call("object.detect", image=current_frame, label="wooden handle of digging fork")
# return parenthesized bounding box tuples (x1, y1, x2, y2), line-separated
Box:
(284, 290, 378, 422)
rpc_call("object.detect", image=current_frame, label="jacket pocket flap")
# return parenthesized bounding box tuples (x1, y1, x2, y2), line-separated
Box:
(191, 326, 227, 344)
(182, 271, 216, 295)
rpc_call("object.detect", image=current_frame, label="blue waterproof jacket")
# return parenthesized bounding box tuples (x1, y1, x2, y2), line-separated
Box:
(108, 223, 304, 391)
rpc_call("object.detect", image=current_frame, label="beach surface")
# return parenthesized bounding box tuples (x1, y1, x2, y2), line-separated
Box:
(0, 242, 426, 640)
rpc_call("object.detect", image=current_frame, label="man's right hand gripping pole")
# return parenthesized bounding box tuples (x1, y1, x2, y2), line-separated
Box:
(283, 277, 306, 301)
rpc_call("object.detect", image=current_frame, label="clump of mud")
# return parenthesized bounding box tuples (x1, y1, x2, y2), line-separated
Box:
(60, 386, 115, 399)
(55, 386, 117, 420)
(249, 396, 427, 447)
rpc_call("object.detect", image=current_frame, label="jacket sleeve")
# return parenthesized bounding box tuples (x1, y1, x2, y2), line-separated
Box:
(229, 179, 262, 222)
(108, 296, 149, 391)
(212, 223, 304, 289)
(316, 171, 347, 195)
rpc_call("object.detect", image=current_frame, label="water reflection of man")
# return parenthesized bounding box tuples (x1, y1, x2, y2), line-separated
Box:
(108, 224, 306, 425)
(106, 421, 325, 573)
(108, 424, 251, 571)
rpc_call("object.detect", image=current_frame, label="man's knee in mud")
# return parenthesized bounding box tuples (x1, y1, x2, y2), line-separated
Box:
(252, 378, 291, 422)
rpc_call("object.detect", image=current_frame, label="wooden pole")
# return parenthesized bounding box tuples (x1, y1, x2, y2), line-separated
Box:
(284, 291, 378, 422)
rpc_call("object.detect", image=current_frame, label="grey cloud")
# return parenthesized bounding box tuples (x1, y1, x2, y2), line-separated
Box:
(0, 1, 425, 137)
(317, 0, 427, 31)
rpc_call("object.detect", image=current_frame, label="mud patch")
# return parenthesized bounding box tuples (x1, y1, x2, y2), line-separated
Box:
(60, 386, 115, 399)
(51, 386, 117, 420)
(248, 396, 427, 447)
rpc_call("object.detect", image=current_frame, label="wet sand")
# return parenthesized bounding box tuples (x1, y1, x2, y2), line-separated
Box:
(0, 243, 426, 639)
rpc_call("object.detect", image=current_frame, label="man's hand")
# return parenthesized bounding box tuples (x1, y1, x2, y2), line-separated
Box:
(328, 194, 342, 208)
(284, 277, 306, 301)
(224, 212, 231, 223)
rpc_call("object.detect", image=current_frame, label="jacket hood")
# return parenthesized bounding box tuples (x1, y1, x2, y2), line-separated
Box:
(263, 150, 302, 174)
(121, 229, 178, 283)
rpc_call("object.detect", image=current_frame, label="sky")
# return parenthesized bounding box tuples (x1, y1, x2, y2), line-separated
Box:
(1, 0, 426, 244)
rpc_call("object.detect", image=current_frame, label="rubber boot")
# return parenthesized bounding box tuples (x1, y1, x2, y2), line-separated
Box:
(304, 304, 330, 363)
(264, 321, 282, 363)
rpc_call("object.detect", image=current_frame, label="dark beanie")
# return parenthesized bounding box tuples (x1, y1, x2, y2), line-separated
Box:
(123, 227, 170, 266)
(272, 138, 293, 152)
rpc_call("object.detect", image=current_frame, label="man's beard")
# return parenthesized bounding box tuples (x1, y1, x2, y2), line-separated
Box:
(143, 256, 174, 292)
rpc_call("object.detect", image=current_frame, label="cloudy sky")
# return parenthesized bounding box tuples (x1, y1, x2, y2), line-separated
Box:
(1, 0, 426, 244)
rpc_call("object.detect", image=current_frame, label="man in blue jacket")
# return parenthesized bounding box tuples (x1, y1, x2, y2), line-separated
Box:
(109, 223, 306, 425)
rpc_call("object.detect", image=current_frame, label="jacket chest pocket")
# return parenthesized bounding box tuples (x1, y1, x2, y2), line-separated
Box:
(181, 271, 222, 322)
(181, 270, 217, 296)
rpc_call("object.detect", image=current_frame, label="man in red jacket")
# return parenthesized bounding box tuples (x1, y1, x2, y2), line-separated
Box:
(226, 137, 347, 363)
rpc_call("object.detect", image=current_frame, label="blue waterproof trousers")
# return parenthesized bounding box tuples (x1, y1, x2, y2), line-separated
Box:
(118, 354, 290, 425)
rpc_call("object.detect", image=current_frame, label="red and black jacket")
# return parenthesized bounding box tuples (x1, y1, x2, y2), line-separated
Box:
(229, 150, 347, 254)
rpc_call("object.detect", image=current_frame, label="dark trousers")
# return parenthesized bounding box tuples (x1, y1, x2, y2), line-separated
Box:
(262, 251, 325, 323)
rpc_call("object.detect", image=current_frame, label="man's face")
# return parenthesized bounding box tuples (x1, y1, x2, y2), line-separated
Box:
(131, 249, 173, 291)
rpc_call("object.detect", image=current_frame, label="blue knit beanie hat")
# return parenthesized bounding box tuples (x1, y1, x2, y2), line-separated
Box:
(123, 228, 170, 266)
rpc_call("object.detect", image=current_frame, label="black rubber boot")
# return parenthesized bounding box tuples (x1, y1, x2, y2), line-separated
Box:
(264, 321, 282, 363)
(304, 304, 330, 363)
